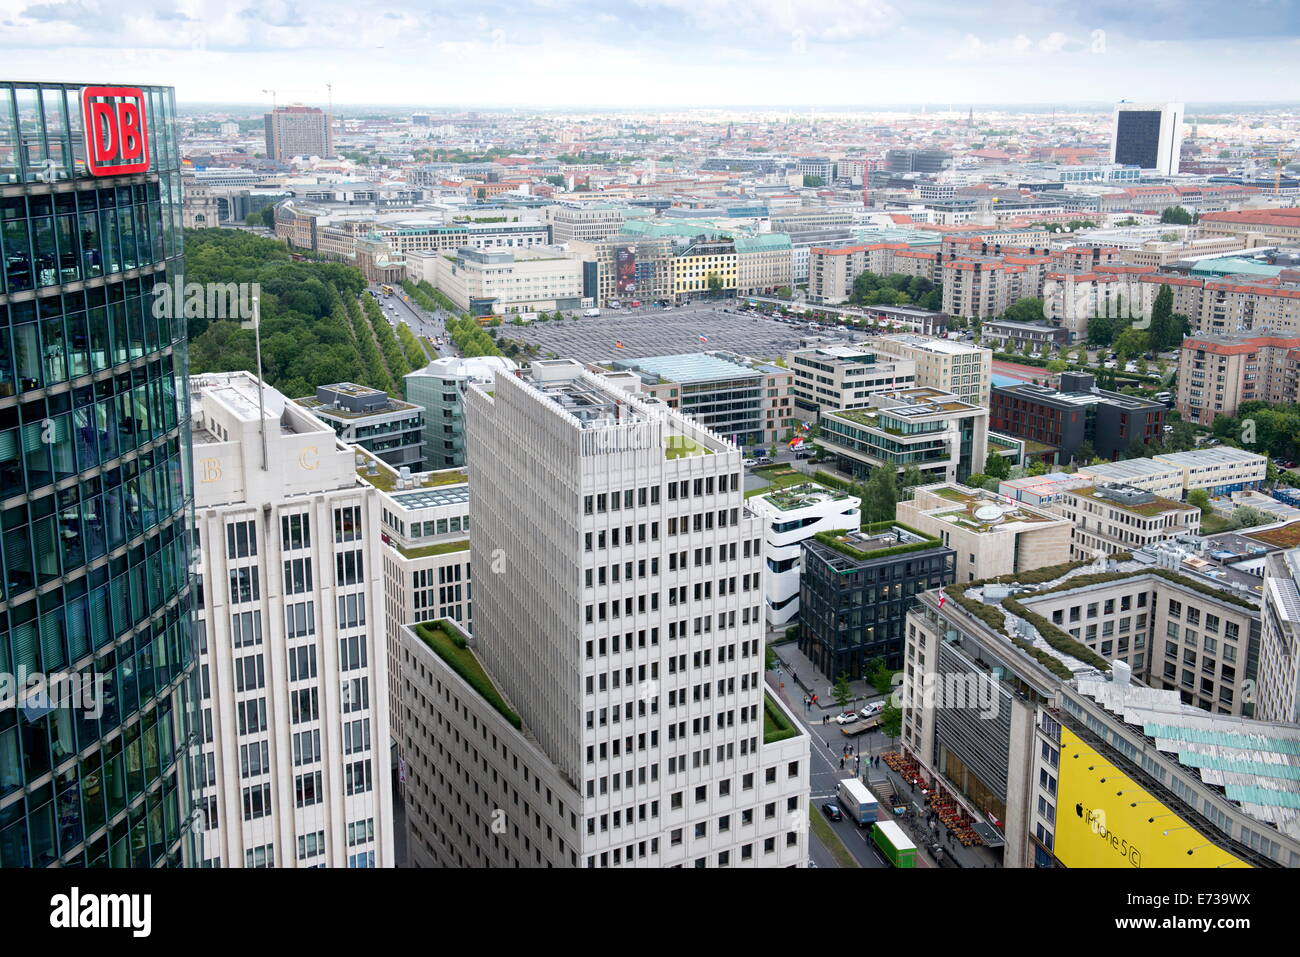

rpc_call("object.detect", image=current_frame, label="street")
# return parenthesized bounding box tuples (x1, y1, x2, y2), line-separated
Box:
(368, 282, 457, 359)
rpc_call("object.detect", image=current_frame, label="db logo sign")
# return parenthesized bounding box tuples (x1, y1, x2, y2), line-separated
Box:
(81, 86, 150, 176)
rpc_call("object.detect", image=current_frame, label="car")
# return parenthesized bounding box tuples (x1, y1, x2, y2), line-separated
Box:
(795, 450, 812, 460)
(859, 702, 884, 719)
(754, 456, 772, 466)
(835, 711, 858, 725)
(821, 802, 843, 822)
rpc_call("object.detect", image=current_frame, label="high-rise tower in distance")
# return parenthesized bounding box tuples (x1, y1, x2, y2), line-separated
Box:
(0, 81, 198, 867)
(1111, 101, 1184, 176)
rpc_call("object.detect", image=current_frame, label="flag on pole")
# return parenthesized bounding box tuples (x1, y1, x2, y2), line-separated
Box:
(698, 334, 709, 342)
(938, 590, 947, 609)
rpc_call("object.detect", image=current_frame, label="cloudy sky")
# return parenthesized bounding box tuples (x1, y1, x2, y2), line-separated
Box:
(1, 0, 1298, 107)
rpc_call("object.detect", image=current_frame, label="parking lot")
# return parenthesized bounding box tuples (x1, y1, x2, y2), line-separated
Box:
(496, 305, 866, 364)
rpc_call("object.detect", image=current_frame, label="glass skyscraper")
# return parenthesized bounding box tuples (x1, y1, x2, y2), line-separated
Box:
(0, 82, 198, 866)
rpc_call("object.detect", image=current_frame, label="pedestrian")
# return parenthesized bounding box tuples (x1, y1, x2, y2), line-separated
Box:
(839, 757, 845, 769)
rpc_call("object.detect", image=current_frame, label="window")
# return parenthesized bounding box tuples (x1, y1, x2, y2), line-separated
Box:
(340, 635, 368, 672)
(334, 505, 362, 543)
(295, 771, 323, 808)
(284, 557, 313, 595)
(344, 718, 371, 755)
(231, 610, 262, 648)
(346, 759, 373, 795)
(288, 644, 317, 682)
(225, 520, 257, 559)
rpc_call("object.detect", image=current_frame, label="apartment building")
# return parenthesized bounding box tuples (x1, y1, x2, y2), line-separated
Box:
(816, 387, 989, 485)
(264, 105, 333, 160)
(189, 373, 393, 868)
(1150, 447, 1268, 496)
(1056, 484, 1201, 559)
(429, 245, 584, 315)
(807, 242, 904, 303)
(799, 525, 955, 677)
(870, 335, 992, 407)
(747, 483, 861, 627)
(400, 359, 810, 868)
(297, 383, 425, 473)
(1043, 265, 1159, 342)
(898, 483, 1072, 583)
(787, 345, 916, 421)
(1177, 333, 1300, 425)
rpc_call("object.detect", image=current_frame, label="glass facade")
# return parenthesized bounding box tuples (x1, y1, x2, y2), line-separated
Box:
(0, 81, 197, 867)
(798, 539, 955, 676)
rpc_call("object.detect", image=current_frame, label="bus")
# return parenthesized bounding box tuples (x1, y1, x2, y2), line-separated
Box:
(380, 284, 394, 297)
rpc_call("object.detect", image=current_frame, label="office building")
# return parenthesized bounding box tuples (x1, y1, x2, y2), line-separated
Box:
(1110, 102, 1184, 176)
(0, 81, 199, 868)
(403, 356, 516, 470)
(998, 472, 1094, 508)
(368, 451, 472, 746)
(1198, 208, 1300, 246)
(871, 335, 992, 407)
(1056, 484, 1201, 559)
(898, 483, 1072, 583)
(297, 383, 425, 473)
(568, 234, 675, 308)
(545, 204, 627, 244)
(1259, 548, 1300, 724)
(979, 319, 1069, 354)
(608, 352, 770, 447)
(990, 372, 1166, 462)
(787, 346, 916, 421)
(902, 560, 1290, 867)
(1072, 458, 1184, 500)
(400, 359, 810, 868)
(734, 234, 793, 296)
(1150, 447, 1268, 497)
(264, 105, 334, 161)
(429, 246, 584, 316)
(885, 149, 952, 174)
(799, 524, 955, 676)
(747, 482, 861, 627)
(816, 387, 989, 485)
(188, 373, 393, 868)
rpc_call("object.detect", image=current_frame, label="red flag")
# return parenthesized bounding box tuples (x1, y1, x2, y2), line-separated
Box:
(938, 591, 947, 609)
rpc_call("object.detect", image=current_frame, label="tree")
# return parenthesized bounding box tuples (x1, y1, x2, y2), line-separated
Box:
(1074, 440, 1096, 464)
(706, 272, 723, 293)
(1232, 506, 1271, 529)
(1001, 297, 1046, 324)
(832, 674, 853, 710)
(1188, 488, 1212, 516)
(260, 206, 276, 229)
(1160, 205, 1194, 225)
(1027, 460, 1049, 476)
(544, 174, 566, 188)
(879, 702, 903, 741)
(984, 451, 1012, 481)
(866, 659, 894, 696)
(899, 463, 924, 493)
(764, 645, 778, 671)
(1113, 327, 1149, 362)
(862, 467, 898, 524)
(803, 174, 825, 188)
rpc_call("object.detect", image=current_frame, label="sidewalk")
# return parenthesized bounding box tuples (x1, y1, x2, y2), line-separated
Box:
(768, 637, 888, 715)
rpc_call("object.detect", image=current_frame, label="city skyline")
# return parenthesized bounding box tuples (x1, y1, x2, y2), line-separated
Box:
(2, 1, 1298, 106)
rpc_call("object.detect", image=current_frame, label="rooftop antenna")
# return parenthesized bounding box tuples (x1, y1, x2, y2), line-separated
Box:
(262, 89, 277, 110)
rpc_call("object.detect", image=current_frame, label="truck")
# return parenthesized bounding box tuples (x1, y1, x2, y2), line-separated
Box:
(871, 819, 917, 868)
(836, 778, 879, 828)
(583, 308, 601, 317)
(837, 713, 881, 736)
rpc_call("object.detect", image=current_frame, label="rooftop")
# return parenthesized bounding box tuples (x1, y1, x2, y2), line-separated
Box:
(616, 351, 763, 385)
(1068, 484, 1196, 517)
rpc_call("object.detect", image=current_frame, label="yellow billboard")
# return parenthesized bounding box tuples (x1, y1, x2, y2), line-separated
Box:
(1055, 729, 1250, 869)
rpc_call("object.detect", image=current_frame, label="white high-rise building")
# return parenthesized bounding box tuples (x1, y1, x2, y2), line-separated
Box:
(1110, 102, 1184, 176)
(189, 372, 393, 868)
(399, 359, 810, 868)
(1260, 548, 1300, 725)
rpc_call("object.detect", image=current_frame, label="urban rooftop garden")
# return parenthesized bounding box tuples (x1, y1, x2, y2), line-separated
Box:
(415, 621, 522, 730)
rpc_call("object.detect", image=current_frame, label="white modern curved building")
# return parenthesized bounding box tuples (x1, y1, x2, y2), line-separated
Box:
(749, 482, 861, 627)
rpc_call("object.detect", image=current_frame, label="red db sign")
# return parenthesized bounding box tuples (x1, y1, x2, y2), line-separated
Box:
(81, 86, 150, 176)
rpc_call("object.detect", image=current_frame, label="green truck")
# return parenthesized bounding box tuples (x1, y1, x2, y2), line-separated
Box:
(871, 820, 917, 868)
